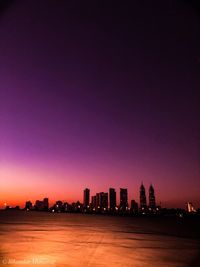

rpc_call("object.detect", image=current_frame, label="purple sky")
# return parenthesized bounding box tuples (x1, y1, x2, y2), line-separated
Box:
(0, 1, 199, 208)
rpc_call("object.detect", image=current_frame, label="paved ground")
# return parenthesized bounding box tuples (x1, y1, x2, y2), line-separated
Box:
(0, 211, 200, 267)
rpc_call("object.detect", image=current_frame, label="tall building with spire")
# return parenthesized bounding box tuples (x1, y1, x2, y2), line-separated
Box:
(149, 184, 156, 209)
(140, 183, 147, 210)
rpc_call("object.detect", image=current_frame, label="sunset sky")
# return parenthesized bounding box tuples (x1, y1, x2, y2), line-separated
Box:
(0, 1, 199, 208)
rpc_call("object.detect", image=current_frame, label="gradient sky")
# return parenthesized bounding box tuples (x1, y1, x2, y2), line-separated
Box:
(0, 1, 199, 208)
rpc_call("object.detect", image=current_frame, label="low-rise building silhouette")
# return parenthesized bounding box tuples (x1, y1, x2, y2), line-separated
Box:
(25, 201, 33, 210)
(131, 200, 138, 213)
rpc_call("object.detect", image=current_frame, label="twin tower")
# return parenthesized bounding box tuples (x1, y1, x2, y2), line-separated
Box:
(140, 183, 156, 211)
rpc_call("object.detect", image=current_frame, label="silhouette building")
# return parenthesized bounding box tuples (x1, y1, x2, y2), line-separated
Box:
(25, 201, 32, 210)
(35, 200, 44, 211)
(83, 188, 90, 208)
(91, 195, 97, 210)
(131, 199, 138, 213)
(149, 184, 156, 210)
(55, 200, 63, 212)
(109, 188, 116, 211)
(34, 198, 49, 211)
(96, 193, 100, 210)
(99, 192, 108, 211)
(95, 192, 108, 211)
(140, 183, 147, 210)
(120, 188, 128, 211)
(43, 198, 49, 211)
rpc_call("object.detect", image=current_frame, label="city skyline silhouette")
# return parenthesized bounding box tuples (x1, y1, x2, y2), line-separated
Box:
(0, 0, 199, 209)
(0, 1, 200, 267)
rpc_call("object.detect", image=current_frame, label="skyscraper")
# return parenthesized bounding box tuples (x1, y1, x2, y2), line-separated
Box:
(91, 195, 96, 210)
(109, 188, 116, 211)
(83, 188, 90, 208)
(43, 198, 49, 211)
(99, 192, 108, 211)
(149, 184, 156, 210)
(140, 183, 147, 210)
(96, 193, 100, 210)
(120, 188, 128, 211)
